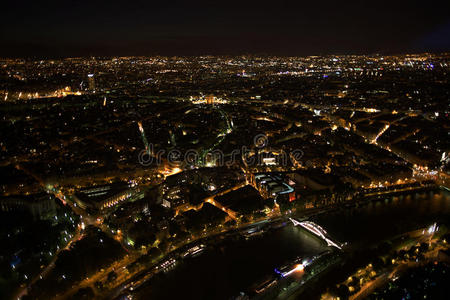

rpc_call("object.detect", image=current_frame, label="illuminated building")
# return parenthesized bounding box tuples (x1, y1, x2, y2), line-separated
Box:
(206, 94, 214, 105)
(249, 173, 294, 199)
(74, 182, 141, 210)
(88, 73, 96, 92)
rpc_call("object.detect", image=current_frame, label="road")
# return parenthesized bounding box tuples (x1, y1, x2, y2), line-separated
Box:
(350, 230, 444, 300)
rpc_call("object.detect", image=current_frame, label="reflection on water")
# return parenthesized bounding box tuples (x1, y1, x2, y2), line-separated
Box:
(314, 191, 450, 245)
(136, 225, 328, 300)
(136, 190, 450, 300)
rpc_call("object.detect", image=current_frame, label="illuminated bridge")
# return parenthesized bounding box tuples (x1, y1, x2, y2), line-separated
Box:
(289, 218, 342, 250)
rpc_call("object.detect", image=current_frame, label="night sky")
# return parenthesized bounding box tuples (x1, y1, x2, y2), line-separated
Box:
(1, 0, 449, 57)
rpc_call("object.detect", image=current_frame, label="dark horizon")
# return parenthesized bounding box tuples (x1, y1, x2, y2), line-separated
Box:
(2, 50, 450, 60)
(1, 0, 449, 58)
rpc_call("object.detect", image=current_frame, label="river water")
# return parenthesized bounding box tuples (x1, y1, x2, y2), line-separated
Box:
(135, 190, 450, 300)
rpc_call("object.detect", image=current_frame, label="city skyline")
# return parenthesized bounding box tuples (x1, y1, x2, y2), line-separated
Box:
(1, 53, 449, 299)
(1, 2, 449, 299)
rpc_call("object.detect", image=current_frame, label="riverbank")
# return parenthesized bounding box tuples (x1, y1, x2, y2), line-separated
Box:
(126, 189, 449, 300)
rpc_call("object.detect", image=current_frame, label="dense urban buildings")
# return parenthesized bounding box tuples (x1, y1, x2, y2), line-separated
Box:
(0, 53, 449, 300)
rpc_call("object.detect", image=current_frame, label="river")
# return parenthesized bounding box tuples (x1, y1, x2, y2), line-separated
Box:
(134, 189, 450, 300)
